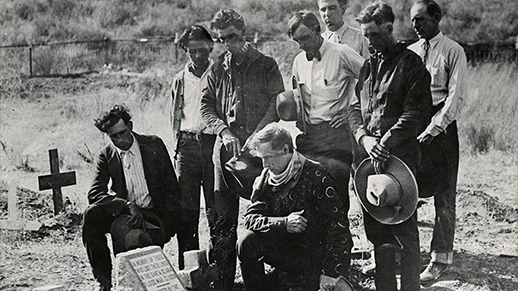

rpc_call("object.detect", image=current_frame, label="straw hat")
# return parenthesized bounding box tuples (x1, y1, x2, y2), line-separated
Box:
(353, 156, 418, 225)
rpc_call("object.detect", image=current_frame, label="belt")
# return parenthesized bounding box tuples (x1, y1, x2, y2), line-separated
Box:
(179, 131, 203, 141)
(305, 121, 332, 132)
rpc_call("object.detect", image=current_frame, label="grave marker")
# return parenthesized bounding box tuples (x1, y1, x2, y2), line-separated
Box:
(115, 245, 186, 291)
(177, 250, 218, 291)
(0, 179, 42, 231)
(38, 149, 76, 214)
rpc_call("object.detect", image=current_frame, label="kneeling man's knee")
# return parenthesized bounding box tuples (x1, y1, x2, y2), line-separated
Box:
(237, 230, 262, 261)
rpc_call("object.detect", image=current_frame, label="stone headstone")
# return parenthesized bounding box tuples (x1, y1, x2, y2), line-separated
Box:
(177, 250, 218, 290)
(115, 245, 186, 291)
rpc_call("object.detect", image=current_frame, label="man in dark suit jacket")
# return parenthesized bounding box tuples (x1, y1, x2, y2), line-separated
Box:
(82, 104, 180, 291)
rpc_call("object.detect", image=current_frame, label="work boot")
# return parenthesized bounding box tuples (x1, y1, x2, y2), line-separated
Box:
(361, 250, 401, 276)
(420, 262, 449, 282)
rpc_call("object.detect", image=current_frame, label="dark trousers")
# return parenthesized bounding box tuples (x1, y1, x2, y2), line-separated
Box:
(418, 122, 459, 262)
(210, 137, 240, 290)
(82, 204, 164, 286)
(174, 134, 216, 269)
(364, 210, 421, 291)
(296, 122, 353, 206)
(296, 123, 354, 271)
(362, 144, 421, 291)
(237, 230, 322, 291)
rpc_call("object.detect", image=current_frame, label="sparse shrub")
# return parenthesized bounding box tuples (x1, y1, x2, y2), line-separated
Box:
(464, 124, 494, 154)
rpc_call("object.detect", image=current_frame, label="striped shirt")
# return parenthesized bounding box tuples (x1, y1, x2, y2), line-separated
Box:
(322, 23, 371, 59)
(116, 135, 152, 208)
(408, 32, 467, 136)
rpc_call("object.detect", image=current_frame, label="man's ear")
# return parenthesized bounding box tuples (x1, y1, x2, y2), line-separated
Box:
(282, 144, 290, 153)
(340, 5, 347, 15)
(386, 23, 393, 35)
(127, 121, 133, 131)
(432, 12, 442, 23)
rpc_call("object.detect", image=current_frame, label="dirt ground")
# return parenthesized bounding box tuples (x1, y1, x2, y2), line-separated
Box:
(0, 179, 516, 290)
(0, 76, 516, 290)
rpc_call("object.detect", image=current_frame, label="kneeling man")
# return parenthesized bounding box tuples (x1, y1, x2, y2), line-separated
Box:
(237, 123, 351, 291)
(82, 104, 181, 291)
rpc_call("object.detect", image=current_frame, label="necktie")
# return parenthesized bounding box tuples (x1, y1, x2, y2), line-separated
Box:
(421, 40, 430, 64)
(306, 50, 322, 62)
(121, 151, 131, 169)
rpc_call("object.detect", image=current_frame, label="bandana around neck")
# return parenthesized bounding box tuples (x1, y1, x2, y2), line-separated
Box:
(267, 150, 305, 187)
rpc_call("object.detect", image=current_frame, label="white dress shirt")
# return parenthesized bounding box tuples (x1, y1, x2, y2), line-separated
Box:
(322, 23, 370, 58)
(116, 135, 152, 208)
(292, 39, 364, 124)
(408, 32, 467, 137)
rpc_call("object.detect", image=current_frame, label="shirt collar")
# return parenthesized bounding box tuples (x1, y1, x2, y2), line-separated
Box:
(186, 59, 214, 79)
(332, 23, 348, 38)
(115, 133, 138, 157)
(376, 42, 407, 60)
(319, 38, 330, 57)
(428, 31, 443, 49)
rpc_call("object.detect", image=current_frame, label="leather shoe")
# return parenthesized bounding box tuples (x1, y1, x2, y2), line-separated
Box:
(420, 262, 449, 282)
(94, 280, 111, 291)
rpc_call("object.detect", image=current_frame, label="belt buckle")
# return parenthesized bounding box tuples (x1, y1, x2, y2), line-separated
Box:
(195, 132, 201, 141)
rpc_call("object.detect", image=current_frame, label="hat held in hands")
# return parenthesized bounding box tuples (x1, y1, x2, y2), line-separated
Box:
(354, 155, 418, 225)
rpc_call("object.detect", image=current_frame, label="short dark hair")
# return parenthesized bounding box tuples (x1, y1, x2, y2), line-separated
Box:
(210, 9, 245, 31)
(178, 25, 214, 52)
(287, 11, 321, 38)
(414, 0, 442, 18)
(337, 0, 348, 7)
(94, 104, 131, 133)
(355, 2, 395, 25)
(251, 123, 294, 153)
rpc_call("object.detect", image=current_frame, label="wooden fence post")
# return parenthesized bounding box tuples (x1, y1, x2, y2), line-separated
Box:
(29, 45, 33, 77)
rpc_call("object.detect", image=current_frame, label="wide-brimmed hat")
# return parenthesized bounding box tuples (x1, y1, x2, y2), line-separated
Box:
(110, 215, 163, 255)
(353, 156, 418, 225)
(276, 90, 298, 121)
(221, 148, 263, 200)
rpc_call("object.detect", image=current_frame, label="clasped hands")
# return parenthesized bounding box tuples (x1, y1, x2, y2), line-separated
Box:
(127, 201, 144, 229)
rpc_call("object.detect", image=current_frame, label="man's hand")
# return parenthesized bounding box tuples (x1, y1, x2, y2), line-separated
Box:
(418, 132, 434, 146)
(286, 209, 307, 233)
(241, 132, 256, 152)
(127, 202, 144, 229)
(360, 136, 390, 164)
(221, 128, 241, 157)
(319, 275, 338, 291)
(330, 112, 348, 128)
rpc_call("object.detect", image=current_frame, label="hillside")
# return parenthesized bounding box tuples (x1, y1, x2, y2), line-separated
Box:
(1, 0, 517, 46)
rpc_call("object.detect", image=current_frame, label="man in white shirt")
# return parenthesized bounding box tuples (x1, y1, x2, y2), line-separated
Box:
(83, 105, 180, 291)
(408, 0, 467, 282)
(170, 25, 217, 270)
(287, 10, 364, 276)
(318, 0, 370, 58)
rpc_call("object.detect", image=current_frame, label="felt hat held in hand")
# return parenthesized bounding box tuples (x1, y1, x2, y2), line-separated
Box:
(354, 155, 418, 225)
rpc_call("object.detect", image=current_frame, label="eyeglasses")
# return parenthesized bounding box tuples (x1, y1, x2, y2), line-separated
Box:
(218, 33, 239, 43)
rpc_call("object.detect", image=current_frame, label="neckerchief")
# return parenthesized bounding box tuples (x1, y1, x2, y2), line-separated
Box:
(267, 150, 305, 187)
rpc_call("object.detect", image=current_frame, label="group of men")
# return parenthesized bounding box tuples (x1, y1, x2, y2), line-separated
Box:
(82, 0, 466, 290)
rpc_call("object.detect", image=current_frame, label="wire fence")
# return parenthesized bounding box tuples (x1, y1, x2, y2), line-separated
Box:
(0, 36, 516, 78)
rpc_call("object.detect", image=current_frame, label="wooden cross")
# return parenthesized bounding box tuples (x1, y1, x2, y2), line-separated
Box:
(0, 179, 42, 231)
(38, 149, 76, 214)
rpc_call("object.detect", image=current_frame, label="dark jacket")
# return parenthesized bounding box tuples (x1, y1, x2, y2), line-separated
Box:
(349, 43, 432, 167)
(87, 133, 181, 239)
(244, 159, 351, 277)
(200, 46, 284, 140)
